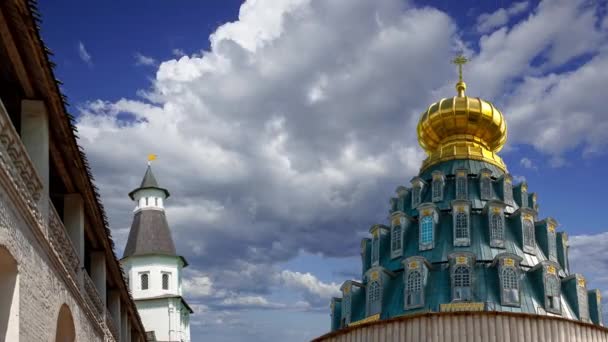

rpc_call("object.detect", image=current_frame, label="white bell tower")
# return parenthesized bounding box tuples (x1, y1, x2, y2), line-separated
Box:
(120, 161, 192, 342)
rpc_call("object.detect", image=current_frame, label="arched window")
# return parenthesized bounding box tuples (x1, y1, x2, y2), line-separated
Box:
(548, 230, 557, 260)
(521, 194, 528, 208)
(55, 304, 75, 342)
(504, 180, 513, 203)
(545, 275, 561, 313)
(578, 288, 589, 321)
(432, 178, 442, 202)
(342, 295, 351, 324)
(456, 176, 467, 199)
(0, 246, 19, 341)
(501, 268, 519, 305)
(412, 186, 421, 207)
(391, 225, 402, 256)
(162, 273, 170, 290)
(371, 236, 379, 266)
(523, 219, 535, 248)
(141, 273, 149, 290)
(455, 212, 469, 240)
(453, 266, 472, 301)
(490, 214, 504, 241)
(406, 270, 423, 308)
(420, 216, 433, 245)
(367, 280, 382, 316)
(480, 177, 492, 200)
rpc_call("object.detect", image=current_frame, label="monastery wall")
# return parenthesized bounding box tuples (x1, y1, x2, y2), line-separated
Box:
(0, 180, 104, 341)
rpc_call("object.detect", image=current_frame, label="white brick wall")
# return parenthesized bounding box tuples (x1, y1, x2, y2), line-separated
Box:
(0, 180, 104, 341)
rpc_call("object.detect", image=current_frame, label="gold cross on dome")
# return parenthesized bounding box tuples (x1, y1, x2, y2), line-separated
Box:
(452, 54, 468, 82)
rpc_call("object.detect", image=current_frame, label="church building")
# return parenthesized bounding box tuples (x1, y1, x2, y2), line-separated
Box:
(315, 57, 608, 341)
(121, 163, 192, 342)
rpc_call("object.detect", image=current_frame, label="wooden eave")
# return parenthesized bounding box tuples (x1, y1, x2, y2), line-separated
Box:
(0, 0, 146, 336)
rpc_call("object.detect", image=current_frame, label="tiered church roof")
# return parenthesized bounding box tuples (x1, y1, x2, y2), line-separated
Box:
(328, 57, 603, 332)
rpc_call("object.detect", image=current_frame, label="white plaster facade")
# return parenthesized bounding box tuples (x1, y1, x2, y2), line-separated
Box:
(122, 176, 192, 341)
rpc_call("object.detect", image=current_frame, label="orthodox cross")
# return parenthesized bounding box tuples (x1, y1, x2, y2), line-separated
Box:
(452, 54, 468, 82)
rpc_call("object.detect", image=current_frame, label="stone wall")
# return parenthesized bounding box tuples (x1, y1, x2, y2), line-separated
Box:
(0, 179, 104, 341)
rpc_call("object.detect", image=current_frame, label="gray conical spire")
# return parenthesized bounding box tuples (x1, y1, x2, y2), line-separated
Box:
(140, 165, 160, 188)
(128, 165, 170, 200)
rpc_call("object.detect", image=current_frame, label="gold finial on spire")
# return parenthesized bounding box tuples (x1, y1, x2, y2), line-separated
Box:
(452, 54, 468, 97)
(147, 154, 157, 165)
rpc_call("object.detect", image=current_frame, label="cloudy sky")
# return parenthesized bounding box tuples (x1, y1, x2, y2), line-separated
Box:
(39, 0, 608, 340)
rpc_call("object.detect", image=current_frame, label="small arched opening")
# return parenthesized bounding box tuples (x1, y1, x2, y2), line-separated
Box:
(55, 304, 76, 342)
(0, 245, 19, 341)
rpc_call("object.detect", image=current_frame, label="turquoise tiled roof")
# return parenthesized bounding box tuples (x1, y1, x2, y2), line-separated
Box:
(330, 159, 602, 331)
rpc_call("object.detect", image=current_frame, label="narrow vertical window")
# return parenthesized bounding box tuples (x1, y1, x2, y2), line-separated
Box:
(523, 218, 535, 249)
(453, 266, 472, 301)
(372, 236, 379, 266)
(432, 176, 443, 202)
(456, 174, 467, 199)
(162, 273, 170, 290)
(412, 186, 421, 207)
(455, 212, 469, 240)
(367, 280, 382, 316)
(548, 229, 557, 260)
(504, 180, 513, 203)
(545, 275, 561, 313)
(420, 216, 433, 245)
(406, 270, 423, 308)
(578, 288, 589, 321)
(343, 295, 351, 324)
(491, 214, 504, 242)
(480, 177, 492, 200)
(521, 194, 528, 208)
(501, 268, 519, 305)
(391, 225, 402, 256)
(141, 273, 149, 290)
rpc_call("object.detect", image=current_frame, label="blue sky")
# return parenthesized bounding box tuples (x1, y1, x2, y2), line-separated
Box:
(39, 0, 608, 341)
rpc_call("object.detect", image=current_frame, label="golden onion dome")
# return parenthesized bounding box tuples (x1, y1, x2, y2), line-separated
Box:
(417, 56, 507, 172)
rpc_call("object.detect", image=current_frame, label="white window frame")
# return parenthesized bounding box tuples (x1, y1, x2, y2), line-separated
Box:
(140, 272, 150, 290)
(480, 174, 492, 200)
(452, 265, 472, 302)
(522, 216, 536, 254)
(162, 272, 171, 290)
(452, 201, 470, 247)
(545, 274, 561, 314)
(366, 279, 382, 316)
(455, 170, 468, 200)
(371, 233, 380, 266)
(391, 223, 403, 259)
(500, 266, 520, 306)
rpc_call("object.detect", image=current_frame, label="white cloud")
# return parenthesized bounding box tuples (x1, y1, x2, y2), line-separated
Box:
(134, 52, 157, 66)
(569, 233, 608, 303)
(278, 270, 340, 301)
(78, 41, 92, 65)
(519, 157, 537, 170)
(220, 295, 286, 309)
(72, 0, 608, 338)
(172, 48, 186, 57)
(477, 1, 529, 34)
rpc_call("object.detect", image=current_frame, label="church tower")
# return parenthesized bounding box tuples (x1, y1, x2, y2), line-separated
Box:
(315, 57, 607, 341)
(121, 163, 192, 342)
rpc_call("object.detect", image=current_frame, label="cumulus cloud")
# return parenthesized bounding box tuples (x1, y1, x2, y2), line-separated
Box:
(172, 48, 186, 57)
(569, 233, 608, 313)
(519, 157, 537, 170)
(78, 41, 92, 66)
(134, 52, 157, 66)
(73, 0, 608, 339)
(476, 1, 529, 34)
(278, 270, 341, 306)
